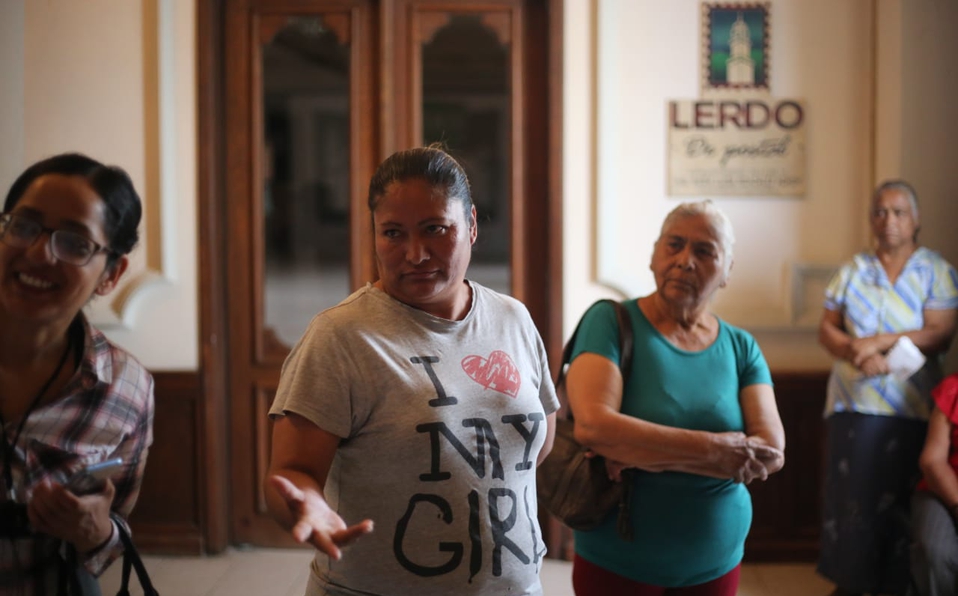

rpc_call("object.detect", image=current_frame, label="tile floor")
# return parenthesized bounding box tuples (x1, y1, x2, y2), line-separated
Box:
(98, 547, 835, 595)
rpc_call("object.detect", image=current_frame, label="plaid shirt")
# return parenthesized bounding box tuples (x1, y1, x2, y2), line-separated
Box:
(0, 313, 154, 594)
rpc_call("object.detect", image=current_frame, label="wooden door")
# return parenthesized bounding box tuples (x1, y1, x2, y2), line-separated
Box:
(221, 0, 561, 547)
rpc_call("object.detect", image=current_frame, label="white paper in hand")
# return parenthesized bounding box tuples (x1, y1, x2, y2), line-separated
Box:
(885, 336, 926, 380)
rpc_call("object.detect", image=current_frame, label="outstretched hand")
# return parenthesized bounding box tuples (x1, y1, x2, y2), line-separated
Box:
(269, 475, 373, 560)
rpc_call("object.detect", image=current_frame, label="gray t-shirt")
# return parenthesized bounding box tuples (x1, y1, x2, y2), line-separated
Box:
(270, 281, 560, 596)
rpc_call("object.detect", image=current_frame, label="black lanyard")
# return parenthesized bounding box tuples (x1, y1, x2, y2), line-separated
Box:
(0, 333, 73, 502)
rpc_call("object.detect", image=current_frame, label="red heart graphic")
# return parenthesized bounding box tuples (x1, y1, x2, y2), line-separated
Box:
(461, 351, 521, 398)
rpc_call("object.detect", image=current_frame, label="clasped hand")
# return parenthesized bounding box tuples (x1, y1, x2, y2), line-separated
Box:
(593, 431, 781, 485)
(269, 475, 374, 560)
(27, 478, 115, 553)
(847, 336, 891, 375)
(714, 432, 782, 484)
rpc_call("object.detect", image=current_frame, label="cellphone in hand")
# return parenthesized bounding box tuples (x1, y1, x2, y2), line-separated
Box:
(66, 457, 124, 495)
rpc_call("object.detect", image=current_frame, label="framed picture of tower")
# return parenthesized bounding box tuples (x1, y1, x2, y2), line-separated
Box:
(701, 2, 770, 92)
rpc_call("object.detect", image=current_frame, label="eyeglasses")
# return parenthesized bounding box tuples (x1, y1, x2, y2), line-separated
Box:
(0, 212, 113, 266)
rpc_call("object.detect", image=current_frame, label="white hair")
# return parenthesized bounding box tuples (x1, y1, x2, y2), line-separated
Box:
(873, 179, 920, 221)
(658, 200, 735, 276)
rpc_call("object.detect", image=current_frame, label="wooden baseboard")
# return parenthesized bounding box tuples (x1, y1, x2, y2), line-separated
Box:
(132, 371, 208, 555)
(130, 522, 205, 555)
(745, 538, 819, 563)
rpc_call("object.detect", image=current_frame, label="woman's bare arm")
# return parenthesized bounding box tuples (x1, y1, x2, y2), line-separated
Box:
(821, 305, 958, 368)
(740, 383, 785, 475)
(819, 308, 853, 361)
(898, 308, 958, 356)
(265, 414, 337, 526)
(919, 407, 958, 512)
(537, 412, 557, 466)
(566, 353, 775, 481)
(265, 413, 373, 559)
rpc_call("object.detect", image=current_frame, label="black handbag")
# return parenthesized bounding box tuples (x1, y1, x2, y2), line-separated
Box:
(536, 299, 635, 540)
(61, 513, 159, 596)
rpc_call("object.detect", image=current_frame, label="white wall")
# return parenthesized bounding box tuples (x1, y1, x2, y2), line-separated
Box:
(5, 0, 956, 375)
(5, 0, 198, 371)
(899, 0, 958, 371)
(0, 1, 25, 194)
(564, 0, 958, 372)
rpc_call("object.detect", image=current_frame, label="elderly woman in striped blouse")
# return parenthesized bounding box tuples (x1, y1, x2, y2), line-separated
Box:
(817, 180, 958, 596)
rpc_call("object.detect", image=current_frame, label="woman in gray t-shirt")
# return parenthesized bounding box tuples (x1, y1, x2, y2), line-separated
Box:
(263, 146, 560, 596)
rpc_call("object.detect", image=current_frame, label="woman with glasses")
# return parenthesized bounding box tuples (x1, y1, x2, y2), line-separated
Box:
(0, 153, 154, 594)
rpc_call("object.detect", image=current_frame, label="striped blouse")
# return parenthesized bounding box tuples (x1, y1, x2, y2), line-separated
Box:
(823, 247, 958, 419)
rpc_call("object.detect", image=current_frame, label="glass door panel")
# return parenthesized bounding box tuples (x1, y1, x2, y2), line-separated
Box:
(261, 15, 351, 349)
(420, 13, 511, 295)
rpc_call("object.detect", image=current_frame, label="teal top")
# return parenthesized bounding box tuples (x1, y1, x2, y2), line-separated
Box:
(571, 299, 772, 587)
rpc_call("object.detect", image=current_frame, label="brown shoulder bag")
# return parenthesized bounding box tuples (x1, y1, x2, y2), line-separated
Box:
(536, 299, 635, 541)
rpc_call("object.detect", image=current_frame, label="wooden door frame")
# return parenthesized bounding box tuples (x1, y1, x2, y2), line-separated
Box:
(196, 0, 229, 552)
(195, 0, 563, 551)
(226, 0, 380, 547)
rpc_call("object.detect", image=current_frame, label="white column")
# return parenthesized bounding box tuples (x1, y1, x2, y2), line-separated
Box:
(0, 0, 25, 193)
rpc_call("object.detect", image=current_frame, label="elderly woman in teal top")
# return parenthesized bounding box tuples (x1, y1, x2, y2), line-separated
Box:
(565, 200, 786, 596)
(817, 180, 958, 596)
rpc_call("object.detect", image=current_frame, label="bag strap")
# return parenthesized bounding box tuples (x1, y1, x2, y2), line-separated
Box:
(59, 542, 83, 595)
(112, 514, 159, 596)
(609, 300, 634, 380)
(557, 299, 634, 416)
(557, 299, 637, 542)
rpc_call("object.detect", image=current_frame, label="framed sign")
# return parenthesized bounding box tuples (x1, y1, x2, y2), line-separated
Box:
(702, 2, 770, 93)
(667, 98, 806, 196)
